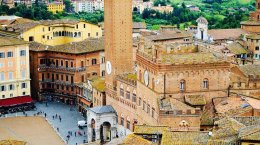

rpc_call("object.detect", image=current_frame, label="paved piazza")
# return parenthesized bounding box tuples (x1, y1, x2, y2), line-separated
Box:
(0, 102, 88, 145)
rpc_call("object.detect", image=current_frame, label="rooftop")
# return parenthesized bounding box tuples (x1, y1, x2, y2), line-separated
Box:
(161, 52, 224, 64)
(133, 22, 146, 29)
(213, 96, 252, 117)
(246, 34, 260, 39)
(29, 37, 104, 54)
(226, 42, 248, 55)
(162, 131, 210, 145)
(88, 105, 116, 114)
(184, 95, 206, 106)
(0, 36, 28, 47)
(120, 134, 156, 145)
(134, 125, 169, 134)
(144, 30, 191, 41)
(241, 20, 260, 26)
(239, 125, 260, 141)
(208, 29, 246, 40)
(238, 64, 260, 78)
(159, 98, 195, 111)
(91, 77, 105, 92)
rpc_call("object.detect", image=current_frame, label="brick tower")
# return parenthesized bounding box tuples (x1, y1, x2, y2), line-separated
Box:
(104, 0, 133, 98)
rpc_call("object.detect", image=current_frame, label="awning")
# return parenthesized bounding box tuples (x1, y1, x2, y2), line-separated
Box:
(79, 98, 92, 106)
(0, 96, 33, 107)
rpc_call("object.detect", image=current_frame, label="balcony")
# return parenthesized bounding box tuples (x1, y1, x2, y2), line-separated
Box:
(38, 64, 86, 72)
(40, 80, 76, 87)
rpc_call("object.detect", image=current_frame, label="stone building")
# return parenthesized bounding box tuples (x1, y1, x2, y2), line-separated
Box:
(2, 19, 102, 46)
(135, 41, 230, 130)
(0, 37, 32, 109)
(29, 38, 105, 103)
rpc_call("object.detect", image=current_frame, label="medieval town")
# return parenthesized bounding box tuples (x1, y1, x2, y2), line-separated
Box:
(0, 0, 260, 144)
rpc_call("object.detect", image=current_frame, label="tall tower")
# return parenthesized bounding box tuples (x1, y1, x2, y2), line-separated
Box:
(104, 0, 133, 92)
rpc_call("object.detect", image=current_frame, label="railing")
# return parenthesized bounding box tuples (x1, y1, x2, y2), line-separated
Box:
(40, 80, 76, 87)
(116, 75, 137, 86)
(38, 64, 86, 72)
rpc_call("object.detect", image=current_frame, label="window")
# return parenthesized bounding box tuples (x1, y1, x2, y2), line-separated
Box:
(21, 83, 27, 89)
(143, 101, 146, 111)
(132, 93, 136, 103)
(83, 24, 86, 28)
(139, 97, 142, 106)
(102, 70, 105, 77)
(81, 61, 84, 67)
(61, 75, 64, 80)
(66, 75, 68, 81)
(8, 72, 13, 80)
(71, 62, 73, 67)
(81, 75, 84, 82)
(0, 52, 5, 58)
(8, 62, 13, 67)
(0, 72, 5, 81)
(126, 91, 130, 99)
(152, 107, 155, 118)
(29, 36, 34, 41)
(2, 95, 5, 98)
(7, 51, 13, 57)
(127, 121, 130, 129)
(256, 46, 259, 51)
(56, 60, 59, 67)
(48, 27, 50, 31)
(92, 59, 97, 65)
(56, 74, 59, 80)
(61, 60, 63, 66)
(21, 70, 26, 79)
(71, 76, 74, 84)
(88, 33, 90, 37)
(9, 84, 14, 90)
(20, 50, 26, 56)
(0, 63, 4, 68)
(180, 80, 185, 91)
(10, 93, 13, 97)
(147, 104, 150, 114)
(23, 92, 26, 95)
(1, 85, 6, 91)
(120, 117, 124, 126)
(42, 73, 44, 81)
(76, 24, 78, 29)
(120, 88, 124, 97)
(203, 79, 209, 89)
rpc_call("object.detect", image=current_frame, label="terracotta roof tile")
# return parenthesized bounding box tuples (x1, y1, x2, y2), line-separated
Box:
(208, 29, 247, 40)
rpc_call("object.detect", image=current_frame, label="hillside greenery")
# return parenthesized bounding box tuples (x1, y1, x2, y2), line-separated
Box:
(0, 0, 256, 29)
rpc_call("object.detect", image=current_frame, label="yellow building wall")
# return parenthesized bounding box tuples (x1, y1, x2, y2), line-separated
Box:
(47, 4, 65, 14)
(0, 44, 31, 100)
(22, 21, 102, 46)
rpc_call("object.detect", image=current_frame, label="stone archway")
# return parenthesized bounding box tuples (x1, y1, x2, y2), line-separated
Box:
(100, 121, 111, 143)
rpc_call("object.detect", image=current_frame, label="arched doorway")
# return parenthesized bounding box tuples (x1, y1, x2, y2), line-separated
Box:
(91, 119, 96, 142)
(100, 122, 111, 143)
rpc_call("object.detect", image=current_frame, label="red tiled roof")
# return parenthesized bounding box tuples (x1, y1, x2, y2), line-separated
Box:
(0, 96, 33, 107)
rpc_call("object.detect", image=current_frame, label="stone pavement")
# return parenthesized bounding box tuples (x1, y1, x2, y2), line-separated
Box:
(1, 102, 88, 145)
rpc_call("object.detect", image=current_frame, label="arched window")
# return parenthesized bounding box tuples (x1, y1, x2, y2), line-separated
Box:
(59, 31, 61, 36)
(203, 78, 209, 89)
(180, 80, 185, 91)
(78, 32, 81, 37)
(62, 31, 65, 36)
(74, 32, 77, 37)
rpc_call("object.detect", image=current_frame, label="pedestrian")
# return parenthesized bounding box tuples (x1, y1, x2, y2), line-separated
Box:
(75, 132, 76, 137)
(55, 114, 58, 118)
(57, 127, 59, 132)
(59, 117, 61, 122)
(52, 115, 54, 120)
(44, 113, 46, 117)
(84, 131, 85, 135)
(76, 143, 77, 145)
